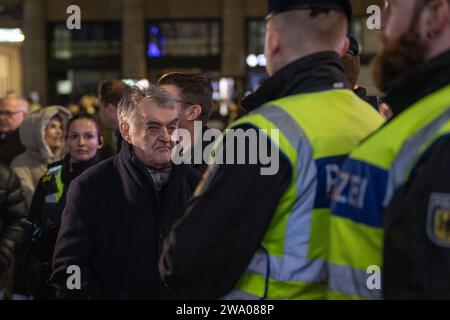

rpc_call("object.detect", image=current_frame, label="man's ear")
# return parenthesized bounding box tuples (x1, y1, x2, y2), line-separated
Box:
(266, 28, 280, 57)
(428, 0, 450, 37)
(337, 36, 350, 57)
(119, 123, 131, 144)
(185, 105, 202, 122)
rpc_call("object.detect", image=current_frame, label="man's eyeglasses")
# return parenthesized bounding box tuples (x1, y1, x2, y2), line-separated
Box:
(0, 110, 23, 118)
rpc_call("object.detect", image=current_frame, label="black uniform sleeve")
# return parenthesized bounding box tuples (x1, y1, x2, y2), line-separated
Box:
(28, 178, 59, 264)
(0, 169, 27, 275)
(159, 125, 292, 299)
(51, 178, 99, 299)
(384, 136, 450, 299)
(28, 179, 46, 226)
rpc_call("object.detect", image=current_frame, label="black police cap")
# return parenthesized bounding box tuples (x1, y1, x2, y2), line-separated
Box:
(347, 34, 360, 56)
(266, 0, 352, 23)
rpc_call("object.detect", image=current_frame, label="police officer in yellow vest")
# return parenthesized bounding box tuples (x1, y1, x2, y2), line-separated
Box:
(28, 113, 102, 299)
(159, 0, 383, 300)
(329, 0, 450, 300)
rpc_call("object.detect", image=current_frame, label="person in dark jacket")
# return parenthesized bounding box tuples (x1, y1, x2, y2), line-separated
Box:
(375, 0, 450, 299)
(28, 113, 103, 299)
(0, 162, 27, 300)
(158, 73, 215, 174)
(159, 0, 382, 300)
(98, 80, 129, 156)
(51, 85, 201, 300)
(0, 94, 28, 166)
(327, 0, 450, 300)
(342, 34, 381, 111)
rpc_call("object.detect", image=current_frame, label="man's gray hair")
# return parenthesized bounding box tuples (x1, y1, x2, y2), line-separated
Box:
(0, 93, 29, 112)
(117, 84, 176, 125)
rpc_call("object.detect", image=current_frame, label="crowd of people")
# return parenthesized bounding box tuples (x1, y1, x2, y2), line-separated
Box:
(0, 0, 449, 300)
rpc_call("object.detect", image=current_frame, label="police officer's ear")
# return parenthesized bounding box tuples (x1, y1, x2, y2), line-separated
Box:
(337, 36, 350, 57)
(266, 26, 281, 57)
(119, 122, 131, 144)
(423, 0, 450, 41)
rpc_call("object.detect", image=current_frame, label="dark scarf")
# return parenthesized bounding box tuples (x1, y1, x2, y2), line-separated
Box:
(241, 51, 349, 112)
(124, 141, 172, 192)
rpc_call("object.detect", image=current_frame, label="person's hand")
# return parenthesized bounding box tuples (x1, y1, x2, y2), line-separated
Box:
(379, 102, 393, 119)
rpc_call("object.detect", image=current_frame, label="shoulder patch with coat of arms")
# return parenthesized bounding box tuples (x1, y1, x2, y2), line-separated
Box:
(427, 193, 450, 248)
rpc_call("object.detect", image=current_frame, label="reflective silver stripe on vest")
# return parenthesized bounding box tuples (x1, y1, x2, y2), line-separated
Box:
(44, 165, 63, 204)
(328, 263, 382, 300)
(247, 252, 326, 283)
(47, 165, 62, 175)
(45, 193, 59, 204)
(383, 108, 450, 207)
(243, 104, 324, 284)
(221, 290, 261, 300)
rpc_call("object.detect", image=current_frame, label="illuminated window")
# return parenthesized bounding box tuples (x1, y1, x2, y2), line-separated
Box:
(48, 22, 122, 105)
(245, 19, 268, 93)
(147, 20, 220, 58)
(0, 28, 24, 42)
(146, 20, 222, 82)
(49, 22, 121, 61)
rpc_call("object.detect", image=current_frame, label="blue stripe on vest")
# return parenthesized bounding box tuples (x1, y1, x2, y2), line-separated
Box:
(314, 155, 347, 209)
(331, 158, 388, 228)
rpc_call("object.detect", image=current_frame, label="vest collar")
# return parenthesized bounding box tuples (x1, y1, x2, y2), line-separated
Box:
(241, 51, 349, 112)
(60, 154, 99, 183)
(385, 50, 450, 117)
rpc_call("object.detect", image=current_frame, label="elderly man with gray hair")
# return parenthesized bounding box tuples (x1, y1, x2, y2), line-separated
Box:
(51, 85, 200, 300)
(0, 94, 29, 166)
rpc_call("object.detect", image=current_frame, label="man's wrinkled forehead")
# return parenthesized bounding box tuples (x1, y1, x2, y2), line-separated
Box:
(136, 100, 178, 123)
(0, 97, 22, 111)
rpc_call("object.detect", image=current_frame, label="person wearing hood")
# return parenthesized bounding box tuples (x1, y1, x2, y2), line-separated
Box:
(11, 106, 72, 210)
(28, 113, 103, 300)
